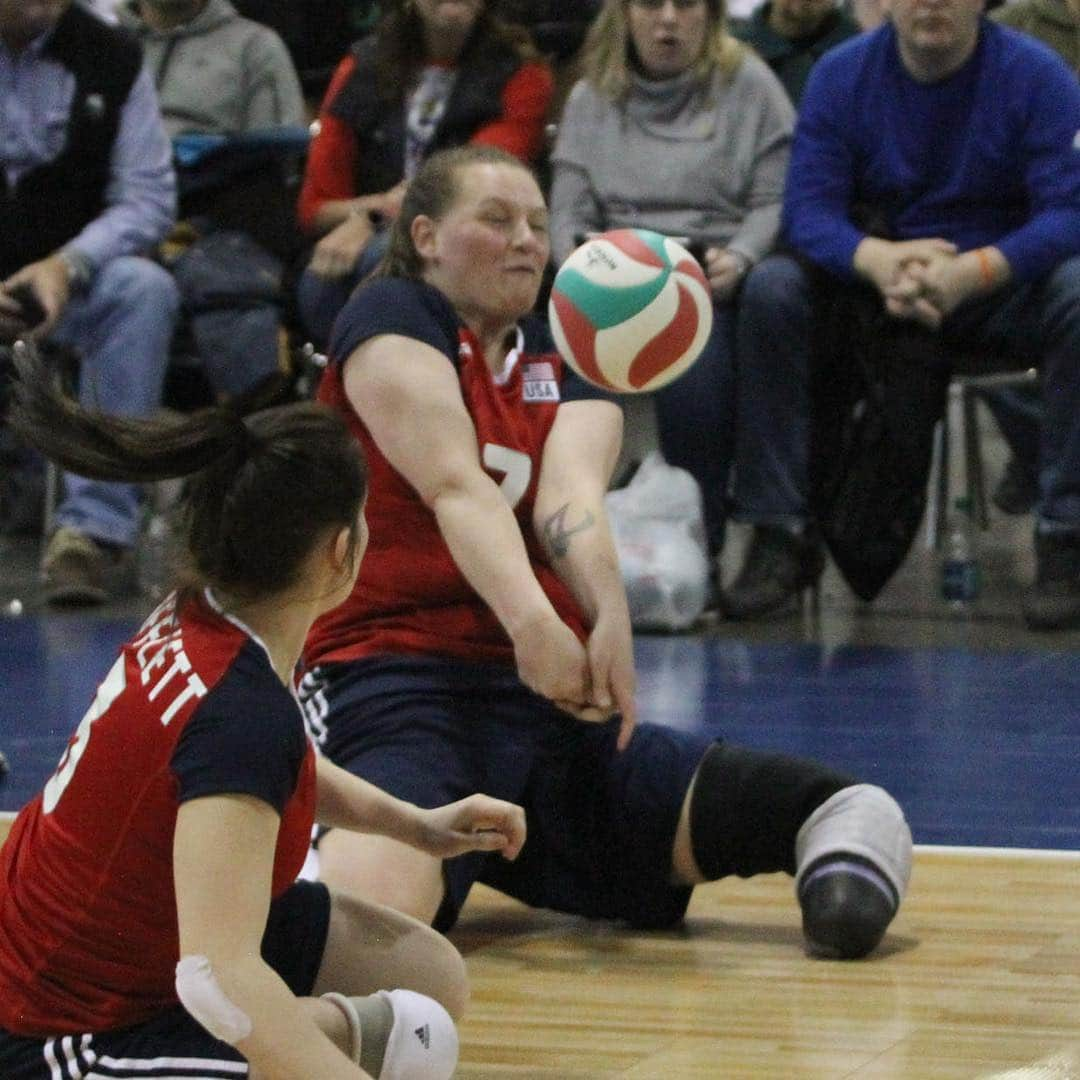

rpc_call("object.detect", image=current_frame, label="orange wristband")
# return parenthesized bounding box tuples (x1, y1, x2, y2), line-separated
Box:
(975, 247, 995, 289)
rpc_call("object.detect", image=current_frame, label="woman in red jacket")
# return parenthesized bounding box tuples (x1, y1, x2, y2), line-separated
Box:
(296, 0, 554, 347)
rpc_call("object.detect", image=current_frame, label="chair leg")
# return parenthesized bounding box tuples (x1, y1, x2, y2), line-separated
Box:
(962, 384, 989, 530)
(926, 417, 947, 551)
(41, 460, 58, 547)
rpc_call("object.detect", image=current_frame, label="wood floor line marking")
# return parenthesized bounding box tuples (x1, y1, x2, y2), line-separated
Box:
(917, 842, 1080, 861)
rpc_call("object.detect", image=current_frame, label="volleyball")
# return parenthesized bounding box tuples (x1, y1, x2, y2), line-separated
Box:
(548, 229, 713, 393)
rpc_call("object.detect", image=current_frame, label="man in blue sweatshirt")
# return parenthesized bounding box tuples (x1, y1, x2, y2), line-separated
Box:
(724, 0, 1080, 630)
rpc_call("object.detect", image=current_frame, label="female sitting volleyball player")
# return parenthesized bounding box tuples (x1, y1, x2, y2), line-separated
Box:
(0, 344, 527, 1080)
(299, 144, 913, 961)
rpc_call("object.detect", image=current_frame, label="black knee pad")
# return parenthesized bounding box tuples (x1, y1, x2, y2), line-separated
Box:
(689, 742, 856, 881)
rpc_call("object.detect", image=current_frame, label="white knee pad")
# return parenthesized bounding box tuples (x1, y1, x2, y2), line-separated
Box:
(794, 784, 912, 904)
(175, 955, 252, 1046)
(377, 989, 459, 1080)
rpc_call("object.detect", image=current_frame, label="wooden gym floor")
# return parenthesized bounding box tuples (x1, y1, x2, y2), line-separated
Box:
(450, 852, 1080, 1079)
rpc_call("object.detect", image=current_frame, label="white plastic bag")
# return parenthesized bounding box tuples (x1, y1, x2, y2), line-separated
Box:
(605, 451, 710, 631)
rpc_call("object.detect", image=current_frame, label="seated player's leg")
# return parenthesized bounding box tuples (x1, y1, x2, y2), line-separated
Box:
(680, 743, 911, 958)
(480, 716, 713, 931)
(261, 880, 462, 1078)
(313, 889, 468, 1020)
(319, 830, 446, 927)
(794, 783, 912, 958)
(313, 898, 461, 1080)
(302, 658, 543, 936)
(302, 660, 481, 927)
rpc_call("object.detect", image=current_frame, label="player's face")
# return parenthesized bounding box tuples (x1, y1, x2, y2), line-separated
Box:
(0, 0, 68, 46)
(886, 0, 983, 66)
(419, 162, 550, 327)
(627, 0, 710, 80)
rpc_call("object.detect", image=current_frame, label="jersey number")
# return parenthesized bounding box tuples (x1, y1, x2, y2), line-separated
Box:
(43, 656, 127, 814)
(482, 443, 532, 510)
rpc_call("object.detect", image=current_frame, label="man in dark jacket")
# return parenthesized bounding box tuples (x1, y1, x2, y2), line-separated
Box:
(731, 0, 860, 105)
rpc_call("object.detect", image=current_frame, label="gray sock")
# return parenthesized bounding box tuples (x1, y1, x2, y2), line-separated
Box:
(354, 992, 395, 1078)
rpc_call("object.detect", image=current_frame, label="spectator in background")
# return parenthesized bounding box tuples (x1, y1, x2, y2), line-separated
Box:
(233, 0, 380, 100)
(498, 0, 602, 61)
(548, 0, 794, 567)
(120, 0, 306, 139)
(295, 0, 553, 349)
(993, 0, 1080, 65)
(120, 0, 308, 404)
(724, 0, 1080, 629)
(981, 0, 1080, 514)
(0, 0, 178, 606)
(731, 0, 860, 103)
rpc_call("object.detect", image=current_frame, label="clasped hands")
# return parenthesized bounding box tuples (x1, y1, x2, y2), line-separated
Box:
(513, 608, 637, 750)
(857, 237, 993, 331)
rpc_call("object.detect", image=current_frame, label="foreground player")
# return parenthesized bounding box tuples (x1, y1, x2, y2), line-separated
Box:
(300, 145, 913, 960)
(0, 344, 526, 1079)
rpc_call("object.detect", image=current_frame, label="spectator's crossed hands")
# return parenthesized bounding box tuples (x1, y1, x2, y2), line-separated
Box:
(855, 236, 957, 328)
(899, 249, 994, 327)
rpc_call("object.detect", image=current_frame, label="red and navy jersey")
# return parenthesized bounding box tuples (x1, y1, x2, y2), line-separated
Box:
(0, 590, 316, 1037)
(306, 277, 600, 668)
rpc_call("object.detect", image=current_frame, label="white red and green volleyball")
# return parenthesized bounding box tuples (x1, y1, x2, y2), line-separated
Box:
(548, 228, 713, 393)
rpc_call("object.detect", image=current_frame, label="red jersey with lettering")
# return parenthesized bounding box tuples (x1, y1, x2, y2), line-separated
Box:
(0, 590, 316, 1036)
(305, 277, 592, 667)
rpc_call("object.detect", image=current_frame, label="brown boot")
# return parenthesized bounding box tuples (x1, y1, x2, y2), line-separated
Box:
(41, 526, 124, 607)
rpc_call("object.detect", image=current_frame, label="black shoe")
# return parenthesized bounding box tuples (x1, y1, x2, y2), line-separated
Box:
(992, 457, 1037, 516)
(722, 525, 825, 620)
(1022, 530, 1080, 631)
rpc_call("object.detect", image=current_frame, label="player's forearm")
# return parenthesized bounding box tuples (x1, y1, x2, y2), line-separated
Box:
(432, 479, 562, 642)
(535, 494, 624, 627)
(315, 757, 425, 844)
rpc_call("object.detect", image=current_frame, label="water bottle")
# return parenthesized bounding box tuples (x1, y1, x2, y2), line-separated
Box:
(138, 513, 171, 600)
(940, 495, 979, 614)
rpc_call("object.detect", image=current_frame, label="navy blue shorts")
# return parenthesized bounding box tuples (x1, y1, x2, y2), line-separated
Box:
(0, 879, 330, 1079)
(303, 655, 715, 933)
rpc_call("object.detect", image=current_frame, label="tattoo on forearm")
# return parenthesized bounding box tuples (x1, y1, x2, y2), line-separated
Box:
(543, 503, 595, 557)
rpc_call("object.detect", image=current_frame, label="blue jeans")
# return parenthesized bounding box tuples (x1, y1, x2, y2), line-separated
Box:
(733, 253, 1080, 533)
(50, 256, 180, 549)
(297, 228, 389, 350)
(732, 256, 814, 527)
(652, 300, 736, 556)
(981, 385, 1041, 475)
